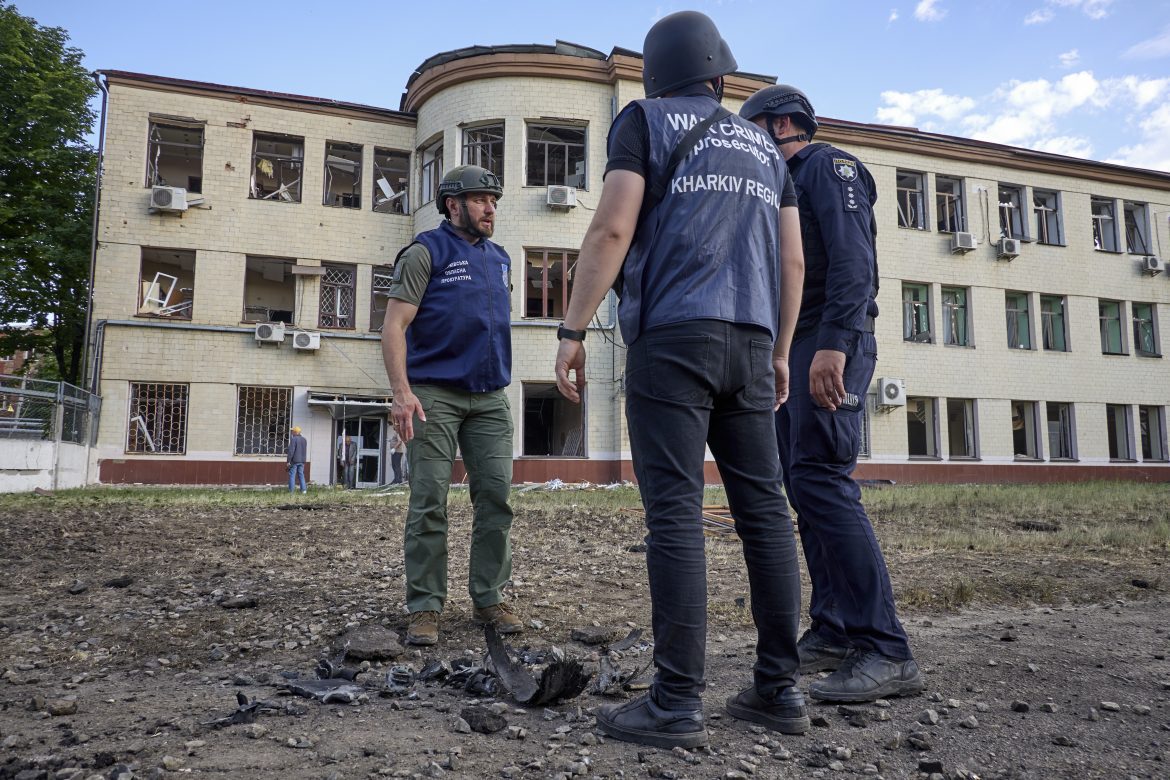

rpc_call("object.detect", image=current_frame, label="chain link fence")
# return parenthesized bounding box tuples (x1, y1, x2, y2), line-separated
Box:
(0, 374, 100, 445)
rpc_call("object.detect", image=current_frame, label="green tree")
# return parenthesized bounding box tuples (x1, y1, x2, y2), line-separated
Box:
(0, 3, 97, 384)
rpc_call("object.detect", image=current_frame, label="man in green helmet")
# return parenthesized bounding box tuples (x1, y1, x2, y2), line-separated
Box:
(380, 164, 521, 646)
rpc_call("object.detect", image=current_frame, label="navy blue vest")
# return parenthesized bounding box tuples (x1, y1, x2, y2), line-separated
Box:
(403, 221, 512, 393)
(616, 94, 787, 345)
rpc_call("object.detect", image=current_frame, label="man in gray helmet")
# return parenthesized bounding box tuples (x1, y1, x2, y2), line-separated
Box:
(381, 164, 521, 647)
(553, 11, 807, 748)
(739, 85, 924, 702)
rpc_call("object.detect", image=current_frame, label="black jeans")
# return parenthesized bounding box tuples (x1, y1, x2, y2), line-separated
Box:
(626, 319, 802, 709)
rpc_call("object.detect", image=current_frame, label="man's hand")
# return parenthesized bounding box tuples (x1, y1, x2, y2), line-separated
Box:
(809, 349, 847, 410)
(555, 340, 587, 403)
(773, 356, 790, 410)
(392, 390, 426, 442)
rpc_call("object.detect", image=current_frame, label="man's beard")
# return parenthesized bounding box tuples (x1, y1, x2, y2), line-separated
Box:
(454, 200, 493, 239)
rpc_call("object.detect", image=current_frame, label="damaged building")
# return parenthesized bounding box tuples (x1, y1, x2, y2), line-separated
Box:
(85, 41, 1170, 486)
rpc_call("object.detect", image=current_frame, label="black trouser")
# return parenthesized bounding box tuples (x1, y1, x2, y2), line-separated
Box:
(626, 319, 802, 709)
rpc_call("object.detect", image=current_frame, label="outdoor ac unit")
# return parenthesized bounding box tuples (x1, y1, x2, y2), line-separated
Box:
(996, 237, 1021, 260)
(254, 322, 285, 344)
(546, 185, 577, 209)
(1140, 255, 1164, 275)
(292, 331, 321, 351)
(950, 232, 977, 254)
(877, 377, 907, 408)
(150, 185, 188, 212)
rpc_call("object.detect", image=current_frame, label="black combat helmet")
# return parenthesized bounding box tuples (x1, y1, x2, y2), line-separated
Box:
(642, 11, 737, 99)
(436, 164, 504, 216)
(739, 84, 819, 139)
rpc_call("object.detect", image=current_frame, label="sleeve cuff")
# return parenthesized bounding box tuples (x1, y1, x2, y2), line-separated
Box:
(815, 326, 856, 354)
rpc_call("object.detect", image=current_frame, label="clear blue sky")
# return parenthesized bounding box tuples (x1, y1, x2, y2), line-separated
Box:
(15, 0, 1170, 171)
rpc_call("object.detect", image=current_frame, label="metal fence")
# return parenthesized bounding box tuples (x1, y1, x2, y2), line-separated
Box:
(0, 374, 100, 445)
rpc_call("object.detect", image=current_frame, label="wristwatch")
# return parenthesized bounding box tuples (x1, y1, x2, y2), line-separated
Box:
(556, 324, 587, 342)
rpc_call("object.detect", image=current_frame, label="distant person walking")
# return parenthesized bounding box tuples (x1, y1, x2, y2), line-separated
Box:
(388, 427, 406, 484)
(287, 426, 308, 494)
(338, 432, 358, 488)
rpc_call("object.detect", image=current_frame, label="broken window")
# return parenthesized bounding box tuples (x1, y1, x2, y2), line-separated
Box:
(243, 256, 295, 324)
(126, 382, 188, 454)
(1132, 302, 1159, 357)
(319, 264, 355, 329)
(235, 386, 291, 456)
(858, 405, 871, 457)
(250, 132, 303, 202)
(1012, 400, 1040, 459)
(941, 286, 969, 346)
(1046, 402, 1075, 460)
(946, 398, 976, 458)
(1139, 405, 1167, 461)
(1091, 196, 1118, 251)
(901, 283, 931, 342)
(323, 141, 362, 208)
(1032, 188, 1062, 244)
(146, 120, 203, 193)
(1099, 299, 1125, 354)
(998, 183, 1026, 239)
(523, 382, 584, 457)
(1040, 295, 1068, 352)
(1124, 201, 1151, 254)
(895, 170, 926, 230)
(1106, 404, 1134, 460)
(1005, 291, 1031, 350)
(934, 175, 965, 233)
(525, 248, 577, 319)
(463, 123, 505, 181)
(526, 124, 586, 187)
(370, 265, 394, 332)
(419, 137, 443, 205)
(373, 148, 410, 214)
(138, 248, 195, 319)
(906, 396, 938, 458)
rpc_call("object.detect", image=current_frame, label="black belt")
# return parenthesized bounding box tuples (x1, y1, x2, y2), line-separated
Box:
(862, 316, 876, 333)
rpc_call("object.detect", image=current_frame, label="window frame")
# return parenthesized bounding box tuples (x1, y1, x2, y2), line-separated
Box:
(319, 263, 357, 330)
(1132, 302, 1160, 357)
(1005, 291, 1032, 350)
(462, 122, 506, 182)
(941, 286, 970, 347)
(242, 256, 297, 325)
(372, 147, 411, 215)
(906, 396, 940, 458)
(146, 119, 204, 193)
(998, 183, 1027, 240)
(138, 247, 195, 320)
(125, 382, 189, 455)
(1139, 405, 1168, 461)
(1032, 188, 1063, 245)
(525, 122, 588, 188)
(1046, 401, 1077, 461)
(323, 140, 362, 209)
(419, 136, 444, 206)
(1106, 403, 1135, 461)
(1123, 201, 1152, 255)
(1040, 294, 1068, 352)
(1091, 196, 1119, 252)
(1011, 400, 1042, 460)
(935, 175, 966, 233)
(902, 282, 932, 343)
(250, 132, 304, 203)
(896, 170, 927, 230)
(234, 386, 292, 456)
(946, 398, 977, 459)
(370, 265, 394, 333)
(523, 248, 578, 320)
(521, 381, 586, 458)
(1099, 299, 1126, 355)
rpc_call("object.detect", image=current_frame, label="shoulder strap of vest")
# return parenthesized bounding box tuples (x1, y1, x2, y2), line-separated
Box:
(647, 105, 733, 205)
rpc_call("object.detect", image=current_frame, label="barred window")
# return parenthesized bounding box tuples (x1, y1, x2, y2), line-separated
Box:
(319, 264, 355, 328)
(235, 386, 291, 455)
(126, 382, 188, 454)
(370, 265, 394, 332)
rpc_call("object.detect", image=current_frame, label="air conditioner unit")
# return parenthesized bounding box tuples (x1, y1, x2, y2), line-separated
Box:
(546, 185, 577, 209)
(150, 185, 188, 212)
(254, 322, 286, 344)
(292, 331, 321, 351)
(996, 237, 1021, 260)
(1140, 255, 1164, 275)
(877, 377, 906, 408)
(950, 232, 977, 254)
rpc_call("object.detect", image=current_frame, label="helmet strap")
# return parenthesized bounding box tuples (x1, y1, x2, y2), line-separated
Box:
(767, 116, 808, 147)
(713, 76, 725, 101)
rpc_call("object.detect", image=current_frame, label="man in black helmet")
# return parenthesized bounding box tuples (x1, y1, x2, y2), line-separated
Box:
(381, 164, 522, 647)
(552, 11, 808, 749)
(740, 85, 924, 702)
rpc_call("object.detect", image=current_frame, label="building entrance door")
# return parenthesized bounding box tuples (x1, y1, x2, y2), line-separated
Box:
(337, 417, 383, 488)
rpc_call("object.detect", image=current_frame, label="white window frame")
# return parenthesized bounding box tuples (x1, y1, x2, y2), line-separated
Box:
(902, 282, 932, 343)
(419, 136, 444, 205)
(906, 396, 940, 458)
(1040, 294, 1068, 352)
(1132, 302, 1160, 357)
(1046, 401, 1076, 461)
(1005, 291, 1032, 350)
(1124, 201, 1152, 255)
(1139, 406, 1168, 461)
(1032, 188, 1063, 245)
(1011, 400, 1042, 460)
(1091, 196, 1118, 252)
(946, 398, 977, 459)
(896, 170, 927, 230)
(941, 286, 970, 347)
(935, 175, 966, 233)
(1106, 404, 1135, 461)
(998, 183, 1027, 239)
(1099, 299, 1126, 355)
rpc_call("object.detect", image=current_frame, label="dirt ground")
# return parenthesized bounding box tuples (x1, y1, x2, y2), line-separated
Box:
(1, 489, 1168, 780)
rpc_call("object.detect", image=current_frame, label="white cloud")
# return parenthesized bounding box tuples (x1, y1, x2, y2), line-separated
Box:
(888, 9, 899, 23)
(876, 89, 975, 125)
(914, 0, 946, 22)
(1109, 102, 1170, 171)
(1032, 135, 1094, 158)
(1123, 25, 1170, 60)
(1024, 8, 1054, 24)
(1058, 49, 1080, 68)
(1025, 0, 1115, 24)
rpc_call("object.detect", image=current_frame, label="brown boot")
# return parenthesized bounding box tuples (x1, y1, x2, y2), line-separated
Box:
(474, 603, 523, 634)
(406, 610, 439, 646)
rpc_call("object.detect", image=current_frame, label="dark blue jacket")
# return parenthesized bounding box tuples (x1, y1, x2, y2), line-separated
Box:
(787, 143, 879, 353)
(614, 94, 788, 345)
(404, 221, 512, 393)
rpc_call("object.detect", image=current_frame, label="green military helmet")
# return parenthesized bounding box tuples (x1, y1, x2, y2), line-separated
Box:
(436, 165, 503, 216)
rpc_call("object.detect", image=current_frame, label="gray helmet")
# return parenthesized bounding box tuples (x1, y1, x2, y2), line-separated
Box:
(739, 84, 819, 139)
(642, 11, 737, 99)
(436, 164, 503, 216)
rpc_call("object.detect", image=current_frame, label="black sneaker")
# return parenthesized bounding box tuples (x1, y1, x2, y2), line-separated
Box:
(726, 686, 810, 734)
(595, 693, 708, 749)
(797, 629, 850, 673)
(808, 649, 925, 702)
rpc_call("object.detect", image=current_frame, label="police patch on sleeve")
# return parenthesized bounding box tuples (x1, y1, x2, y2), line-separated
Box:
(833, 158, 858, 182)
